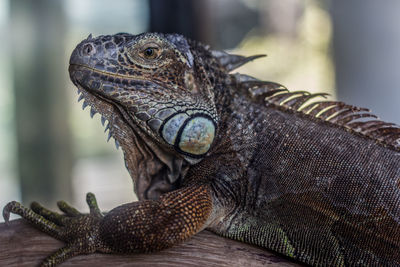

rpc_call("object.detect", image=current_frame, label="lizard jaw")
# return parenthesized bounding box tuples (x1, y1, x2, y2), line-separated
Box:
(69, 67, 188, 200)
(71, 73, 125, 147)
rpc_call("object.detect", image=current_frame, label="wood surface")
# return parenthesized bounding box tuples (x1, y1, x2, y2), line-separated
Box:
(0, 219, 302, 266)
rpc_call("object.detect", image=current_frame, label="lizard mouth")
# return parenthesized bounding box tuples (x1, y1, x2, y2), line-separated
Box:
(68, 63, 186, 201)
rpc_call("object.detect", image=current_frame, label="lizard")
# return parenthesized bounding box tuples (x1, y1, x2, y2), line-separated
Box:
(3, 32, 400, 266)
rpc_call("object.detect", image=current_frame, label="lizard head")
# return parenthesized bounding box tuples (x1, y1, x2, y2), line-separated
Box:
(68, 33, 220, 199)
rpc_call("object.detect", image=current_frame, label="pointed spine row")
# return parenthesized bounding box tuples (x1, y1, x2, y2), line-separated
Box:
(77, 91, 120, 150)
(256, 87, 400, 150)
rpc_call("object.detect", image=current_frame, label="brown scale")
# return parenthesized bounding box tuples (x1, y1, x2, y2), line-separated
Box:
(99, 184, 212, 253)
(242, 84, 400, 151)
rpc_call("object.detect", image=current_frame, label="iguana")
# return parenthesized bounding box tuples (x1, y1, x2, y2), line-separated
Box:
(3, 32, 400, 266)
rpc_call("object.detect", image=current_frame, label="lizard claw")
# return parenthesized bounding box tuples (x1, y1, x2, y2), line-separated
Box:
(86, 192, 103, 217)
(2, 200, 17, 225)
(3, 193, 109, 266)
(40, 245, 78, 267)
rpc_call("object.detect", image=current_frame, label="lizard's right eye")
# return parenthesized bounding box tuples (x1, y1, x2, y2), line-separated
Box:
(144, 48, 155, 57)
(140, 46, 160, 60)
(127, 40, 167, 67)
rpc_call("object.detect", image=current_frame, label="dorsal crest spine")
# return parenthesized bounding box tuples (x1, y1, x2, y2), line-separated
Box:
(235, 74, 400, 151)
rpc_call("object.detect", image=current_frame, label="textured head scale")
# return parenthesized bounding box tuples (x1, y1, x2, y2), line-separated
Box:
(69, 32, 218, 161)
(69, 32, 224, 199)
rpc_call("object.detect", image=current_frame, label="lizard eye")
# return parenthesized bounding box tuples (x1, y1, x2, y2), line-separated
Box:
(141, 46, 160, 60)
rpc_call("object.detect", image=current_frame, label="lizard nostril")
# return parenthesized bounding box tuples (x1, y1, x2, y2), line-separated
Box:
(82, 43, 95, 56)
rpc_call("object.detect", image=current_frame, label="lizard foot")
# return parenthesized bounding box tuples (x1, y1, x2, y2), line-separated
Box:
(3, 193, 110, 266)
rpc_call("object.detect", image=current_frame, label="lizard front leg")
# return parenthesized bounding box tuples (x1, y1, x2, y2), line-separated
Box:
(99, 184, 213, 252)
(3, 184, 213, 266)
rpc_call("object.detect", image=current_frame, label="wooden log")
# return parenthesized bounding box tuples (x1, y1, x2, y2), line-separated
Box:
(0, 219, 301, 266)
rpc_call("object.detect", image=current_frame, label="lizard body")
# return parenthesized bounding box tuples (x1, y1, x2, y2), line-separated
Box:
(3, 32, 400, 266)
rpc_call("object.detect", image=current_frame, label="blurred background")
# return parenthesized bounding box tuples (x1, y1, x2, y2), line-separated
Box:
(1, 0, 400, 221)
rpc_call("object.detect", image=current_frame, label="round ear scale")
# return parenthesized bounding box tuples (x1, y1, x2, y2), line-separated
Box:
(160, 113, 216, 158)
(161, 113, 189, 146)
(177, 115, 216, 155)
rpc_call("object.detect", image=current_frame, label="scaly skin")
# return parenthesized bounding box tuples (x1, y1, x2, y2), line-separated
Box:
(3, 32, 400, 266)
